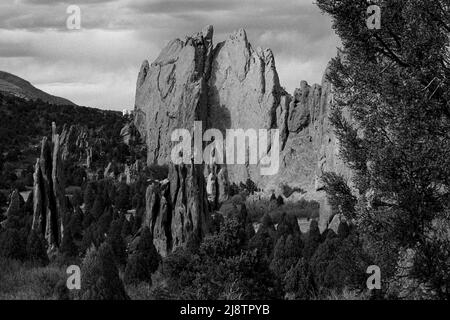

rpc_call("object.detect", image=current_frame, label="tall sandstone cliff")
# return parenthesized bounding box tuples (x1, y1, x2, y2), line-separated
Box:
(135, 26, 351, 246)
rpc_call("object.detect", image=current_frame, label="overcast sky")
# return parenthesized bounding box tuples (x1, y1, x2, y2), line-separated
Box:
(0, 0, 340, 111)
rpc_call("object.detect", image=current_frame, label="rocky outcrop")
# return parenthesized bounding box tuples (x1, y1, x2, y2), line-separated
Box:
(135, 25, 213, 164)
(5, 190, 24, 218)
(207, 29, 286, 183)
(142, 163, 210, 257)
(120, 122, 137, 146)
(135, 26, 352, 236)
(327, 214, 348, 235)
(135, 26, 214, 255)
(32, 122, 67, 251)
(59, 124, 92, 168)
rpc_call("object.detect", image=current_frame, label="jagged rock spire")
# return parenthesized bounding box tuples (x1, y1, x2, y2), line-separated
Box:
(31, 122, 66, 252)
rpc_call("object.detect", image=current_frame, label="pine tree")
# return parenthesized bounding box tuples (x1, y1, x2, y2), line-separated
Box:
(303, 220, 321, 260)
(91, 195, 106, 220)
(0, 228, 26, 260)
(60, 229, 78, 258)
(83, 182, 96, 212)
(124, 227, 160, 285)
(270, 234, 303, 279)
(248, 214, 276, 259)
(115, 182, 130, 211)
(284, 258, 316, 299)
(316, 0, 450, 298)
(81, 243, 129, 300)
(121, 218, 132, 239)
(26, 229, 49, 265)
(107, 219, 127, 267)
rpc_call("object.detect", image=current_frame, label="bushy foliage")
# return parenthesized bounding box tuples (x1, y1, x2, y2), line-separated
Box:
(0, 228, 26, 261)
(248, 214, 276, 259)
(322, 172, 357, 219)
(107, 219, 127, 267)
(81, 243, 128, 300)
(284, 258, 316, 299)
(162, 214, 281, 300)
(26, 230, 49, 266)
(303, 220, 321, 259)
(60, 229, 78, 258)
(317, 0, 450, 298)
(124, 227, 160, 285)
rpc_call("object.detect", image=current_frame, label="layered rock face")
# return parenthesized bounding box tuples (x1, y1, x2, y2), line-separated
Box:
(32, 123, 67, 251)
(142, 163, 210, 257)
(135, 26, 351, 237)
(276, 68, 352, 230)
(59, 124, 92, 168)
(135, 25, 213, 164)
(135, 26, 213, 256)
(6, 190, 25, 217)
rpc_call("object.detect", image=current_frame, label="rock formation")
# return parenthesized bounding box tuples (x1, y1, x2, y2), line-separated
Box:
(32, 122, 67, 251)
(327, 214, 348, 235)
(135, 26, 352, 236)
(59, 124, 92, 168)
(4, 189, 24, 218)
(135, 26, 213, 256)
(142, 163, 210, 257)
(135, 25, 213, 164)
(120, 122, 137, 146)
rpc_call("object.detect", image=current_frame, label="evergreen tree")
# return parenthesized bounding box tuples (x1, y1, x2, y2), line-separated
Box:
(276, 195, 284, 206)
(248, 214, 276, 259)
(270, 234, 303, 280)
(91, 194, 106, 220)
(81, 243, 129, 300)
(83, 182, 96, 212)
(26, 229, 49, 265)
(80, 225, 96, 254)
(107, 219, 127, 267)
(115, 182, 130, 211)
(316, 0, 450, 298)
(284, 258, 316, 299)
(322, 172, 357, 219)
(82, 212, 94, 229)
(200, 217, 247, 259)
(303, 220, 321, 260)
(67, 208, 83, 241)
(121, 218, 132, 239)
(124, 227, 160, 285)
(60, 229, 78, 258)
(0, 228, 26, 260)
(276, 212, 300, 239)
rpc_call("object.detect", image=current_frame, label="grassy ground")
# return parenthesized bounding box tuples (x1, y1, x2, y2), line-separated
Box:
(0, 258, 66, 300)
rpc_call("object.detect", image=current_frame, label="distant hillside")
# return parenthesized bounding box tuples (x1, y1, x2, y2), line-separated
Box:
(0, 93, 127, 190)
(0, 71, 76, 106)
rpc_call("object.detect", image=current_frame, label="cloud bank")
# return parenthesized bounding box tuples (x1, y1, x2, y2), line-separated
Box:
(0, 0, 340, 110)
